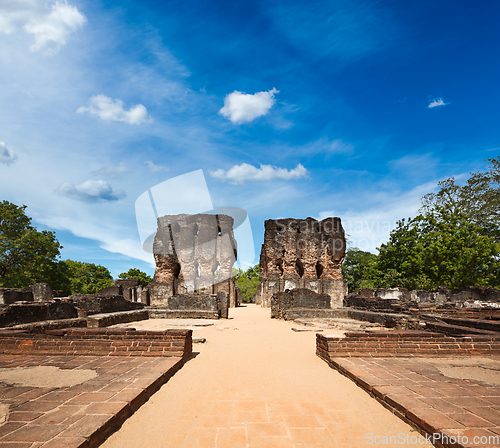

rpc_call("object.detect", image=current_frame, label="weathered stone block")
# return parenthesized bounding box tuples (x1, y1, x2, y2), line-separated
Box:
(0, 288, 33, 305)
(28, 283, 54, 302)
(167, 294, 216, 310)
(271, 288, 331, 319)
(0, 301, 77, 327)
(115, 279, 142, 288)
(149, 282, 174, 306)
(95, 285, 122, 297)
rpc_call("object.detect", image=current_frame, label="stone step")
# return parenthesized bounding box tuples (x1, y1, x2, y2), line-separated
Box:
(283, 308, 410, 328)
(86, 310, 149, 328)
(440, 316, 500, 332)
(147, 308, 220, 319)
(424, 320, 499, 336)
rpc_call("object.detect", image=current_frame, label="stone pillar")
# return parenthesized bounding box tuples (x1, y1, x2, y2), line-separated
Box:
(140, 287, 150, 305)
(217, 291, 229, 319)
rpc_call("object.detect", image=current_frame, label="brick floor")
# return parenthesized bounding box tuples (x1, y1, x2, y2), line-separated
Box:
(0, 355, 185, 447)
(328, 357, 500, 448)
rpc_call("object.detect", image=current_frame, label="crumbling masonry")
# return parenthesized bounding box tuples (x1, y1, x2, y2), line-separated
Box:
(148, 213, 239, 307)
(256, 217, 347, 308)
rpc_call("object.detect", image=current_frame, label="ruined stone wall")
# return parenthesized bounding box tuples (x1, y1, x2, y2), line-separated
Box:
(0, 288, 33, 305)
(0, 295, 145, 328)
(1, 283, 64, 305)
(345, 286, 500, 311)
(271, 289, 331, 319)
(256, 217, 347, 308)
(149, 213, 238, 307)
(112, 279, 144, 303)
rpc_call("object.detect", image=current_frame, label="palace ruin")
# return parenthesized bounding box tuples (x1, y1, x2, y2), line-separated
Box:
(256, 217, 347, 308)
(148, 213, 239, 308)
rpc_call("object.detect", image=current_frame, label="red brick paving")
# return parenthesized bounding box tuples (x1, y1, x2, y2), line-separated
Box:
(327, 357, 500, 448)
(0, 355, 185, 447)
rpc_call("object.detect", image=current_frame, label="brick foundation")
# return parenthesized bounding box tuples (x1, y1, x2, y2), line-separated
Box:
(0, 327, 192, 359)
(317, 330, 500, 359)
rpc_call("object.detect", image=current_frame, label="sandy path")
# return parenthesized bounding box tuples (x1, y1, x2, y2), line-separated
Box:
(101, 305, 432, 447)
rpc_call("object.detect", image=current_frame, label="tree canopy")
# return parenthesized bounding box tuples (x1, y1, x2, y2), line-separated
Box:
(376, 206, 500, 290)
(340, 158, 500, 292)
(342, 248, 378, 292)
(420, 156, 500, 242)
(0, 201, 63, 288)
(118, 268, 152, 286)
(60, 260, 114, 294)
(233, 264, 261, 302)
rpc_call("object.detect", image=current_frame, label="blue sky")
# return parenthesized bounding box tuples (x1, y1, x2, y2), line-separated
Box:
(1, 0, 499, 277)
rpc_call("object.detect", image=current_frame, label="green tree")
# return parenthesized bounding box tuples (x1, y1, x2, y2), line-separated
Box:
(376, 206, 500, 290)
(421, 156, 500, 242)
(342, 248, 378, 292)
(61, 259, 114, 294)
(118, 268, 152, 286)
(0, 201, 63, 288)
(233, 265, 261, 302)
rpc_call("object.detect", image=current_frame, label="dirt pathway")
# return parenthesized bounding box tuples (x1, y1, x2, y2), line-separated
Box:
(101, 304, 433, 447)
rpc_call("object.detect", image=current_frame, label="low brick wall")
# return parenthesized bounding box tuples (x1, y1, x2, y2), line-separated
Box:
(0, 327, 192, 359)
(317, 330, 500, 359)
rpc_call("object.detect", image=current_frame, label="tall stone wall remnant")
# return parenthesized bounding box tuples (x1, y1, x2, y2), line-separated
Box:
(149, 213, 238, 307)
(256, 217, 347, 308)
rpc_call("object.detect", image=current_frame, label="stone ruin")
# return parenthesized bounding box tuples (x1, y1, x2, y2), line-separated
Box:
(0, 290, 145, 328)
(96, 278, 149, 304)
(256, 217, 347, 308)
(345, 286, 500, 312)
(271, 288, 331, 320)
(148, 213, 239, 309)
(0, 283, 65, 305)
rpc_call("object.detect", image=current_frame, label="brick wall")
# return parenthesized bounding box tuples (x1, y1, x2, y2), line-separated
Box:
(0, 327, 192, 359)
(317, 330, 500, 359)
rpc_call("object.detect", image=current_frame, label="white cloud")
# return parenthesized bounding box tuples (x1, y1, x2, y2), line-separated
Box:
(0, 0, 86, 53)
(274, 137, 355, 159)
(100, 238, 155, 267)
(55, 179, 126, 202)
(38, 212, 155, 266)
(210, 163, 308, 184)
(329, 139, 354, 154)
(92, 162, 128, 178)
(318, 180, 438, 253)
(388, 153, 439, 177)
(145, 160, 169, 173)
(0, 141, 17, 164)
(219, 88, 279, 124)
(77, 95, 151, 125)
(428, 98, 448, 108)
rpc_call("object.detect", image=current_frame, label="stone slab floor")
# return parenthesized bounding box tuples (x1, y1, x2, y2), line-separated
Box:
(102, 305, 433, 448)
(330, 357, 500, 448)
(0, 355, 183, 447)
